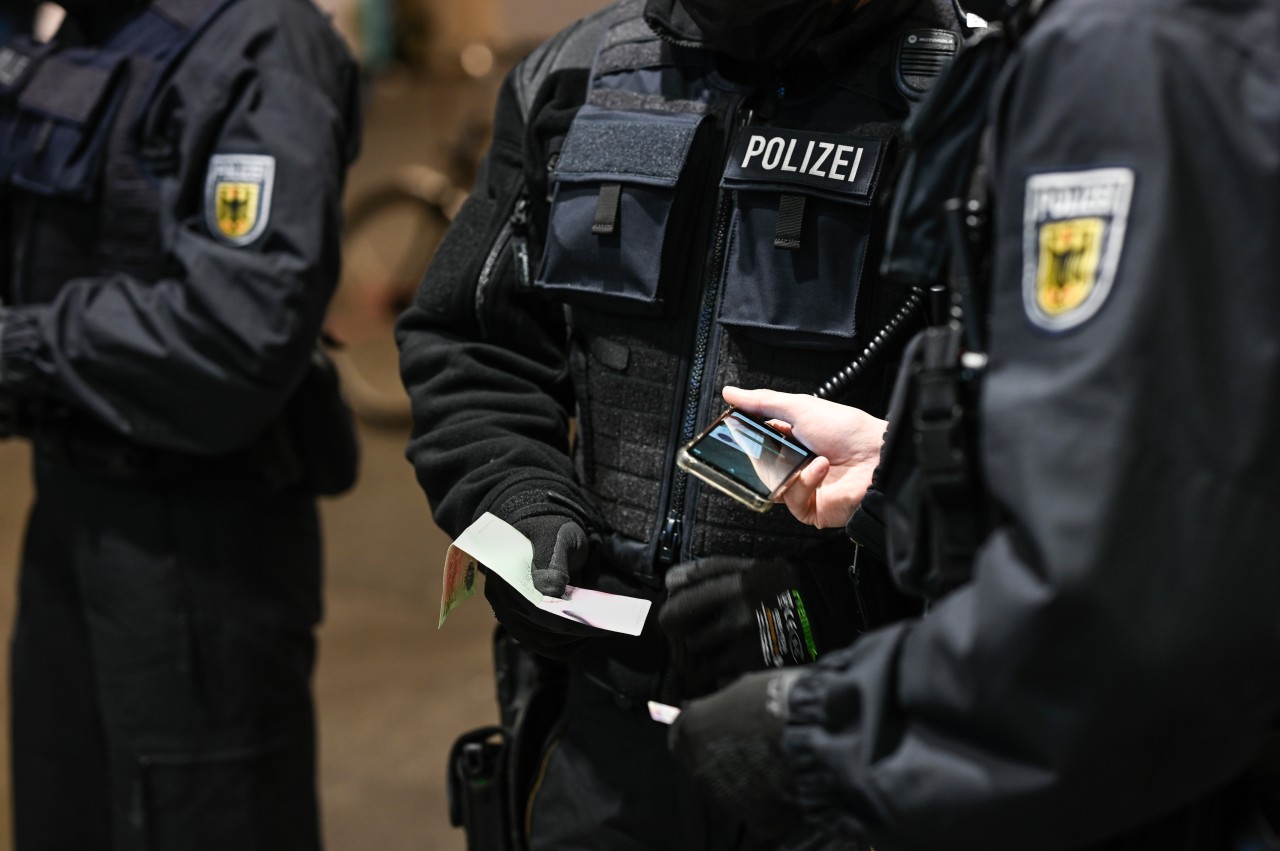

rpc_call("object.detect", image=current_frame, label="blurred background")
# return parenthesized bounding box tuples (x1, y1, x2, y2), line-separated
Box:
(0, 0, 605, 848)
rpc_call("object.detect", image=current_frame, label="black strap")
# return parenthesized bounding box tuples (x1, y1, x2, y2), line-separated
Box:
(774, 193, 806, 250)
(592, 182, 622, 235)
(912, 322, 986, 594)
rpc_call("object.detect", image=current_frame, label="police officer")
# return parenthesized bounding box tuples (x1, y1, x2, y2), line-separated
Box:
(0, 0, 359, 848)
(666, 0, 1280, 848)
(398, 0, 970, 847)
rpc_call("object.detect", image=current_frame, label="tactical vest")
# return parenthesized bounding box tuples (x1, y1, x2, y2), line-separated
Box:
(0, 0, 235, 306)
(532, 0, 965, 581)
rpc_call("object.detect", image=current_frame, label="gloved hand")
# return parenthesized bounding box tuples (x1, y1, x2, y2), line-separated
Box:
(661, 556, 856, 699)
(483, 490, 600, 660)
(516, 513, 589, 598)
(669, 669, 805, 841)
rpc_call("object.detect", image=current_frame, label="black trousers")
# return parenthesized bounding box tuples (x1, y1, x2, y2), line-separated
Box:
(11, 449, 323, 851)
(523, 670, 851, 851)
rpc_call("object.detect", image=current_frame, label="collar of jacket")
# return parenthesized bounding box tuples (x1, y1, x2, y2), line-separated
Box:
(56, 0, 149, 45)
(642, 0, 915, 71)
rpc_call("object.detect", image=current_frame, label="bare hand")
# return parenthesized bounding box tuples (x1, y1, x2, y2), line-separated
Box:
(722, 386, 887, 529)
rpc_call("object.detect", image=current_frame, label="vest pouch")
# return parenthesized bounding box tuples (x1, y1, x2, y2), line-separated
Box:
(718, 128, 890, 349)
(535, 106, 707, 315)
(0, 47, 127, 201)
(0, 37, 46, 181)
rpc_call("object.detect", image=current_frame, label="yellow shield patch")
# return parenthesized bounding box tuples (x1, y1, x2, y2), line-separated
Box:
(214, 181, 261, 239)
(1023, 168, 1135, 331)
(204, 154, 276, 246)
(1035, 217, 1103, 317)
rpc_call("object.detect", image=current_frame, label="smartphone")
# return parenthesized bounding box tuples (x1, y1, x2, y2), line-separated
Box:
(676, 408, 815, 512)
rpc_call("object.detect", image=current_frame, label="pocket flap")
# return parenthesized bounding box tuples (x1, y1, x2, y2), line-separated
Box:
(0, 48, 129, 200)
(19, 52, 125, 125)
(721, 127, 890, 205)
(554, 105, 704, 188)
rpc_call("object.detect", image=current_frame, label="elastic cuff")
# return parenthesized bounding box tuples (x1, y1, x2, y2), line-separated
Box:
(783, 671, 856, 834)
(484, 478, 593, 528)
(845, 490, 888, 561)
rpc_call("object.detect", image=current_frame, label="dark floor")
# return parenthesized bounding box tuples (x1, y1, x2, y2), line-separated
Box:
(0, 69, 518, 851)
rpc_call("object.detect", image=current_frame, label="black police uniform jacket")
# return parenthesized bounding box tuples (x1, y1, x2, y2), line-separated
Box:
(0, 0, 359, 459)
(780, 0, 1280, 848)
(0, 1, 358, 847)
(398, 0, 967, 699)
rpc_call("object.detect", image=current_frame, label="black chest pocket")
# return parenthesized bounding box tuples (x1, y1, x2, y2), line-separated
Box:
(718, 127, 891, 349)
(534, 105, 709, 315)
(0, 39, 128, 203)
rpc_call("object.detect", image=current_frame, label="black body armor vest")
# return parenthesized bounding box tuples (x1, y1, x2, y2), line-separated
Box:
(534, 0, 965, 580)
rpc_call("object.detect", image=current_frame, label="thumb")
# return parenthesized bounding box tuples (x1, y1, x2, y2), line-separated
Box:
(533, 521, 588, 597)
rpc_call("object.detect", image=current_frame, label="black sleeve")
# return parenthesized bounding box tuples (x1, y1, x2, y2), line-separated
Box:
(782, 5, 1280, 849)
(396, 64, 592, 537)
(0, 10, 358, 454)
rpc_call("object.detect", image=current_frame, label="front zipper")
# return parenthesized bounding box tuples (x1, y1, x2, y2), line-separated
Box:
(474, 195, 529, 339)
(656, 98, 757, 566)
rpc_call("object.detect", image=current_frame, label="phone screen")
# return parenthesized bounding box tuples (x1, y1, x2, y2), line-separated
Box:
(686, 410, 812, 499)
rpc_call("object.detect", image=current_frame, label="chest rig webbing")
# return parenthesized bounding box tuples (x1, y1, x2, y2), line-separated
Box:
(536, 0, 963, 578)
(0, 0, 235, 307)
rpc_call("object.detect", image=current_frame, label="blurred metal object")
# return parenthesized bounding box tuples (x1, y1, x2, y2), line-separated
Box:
(328, 164, 465, 425)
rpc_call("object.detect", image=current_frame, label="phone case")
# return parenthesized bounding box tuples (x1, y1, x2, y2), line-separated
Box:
(676, 408, 815, 513)
(676, 448, 776, 512)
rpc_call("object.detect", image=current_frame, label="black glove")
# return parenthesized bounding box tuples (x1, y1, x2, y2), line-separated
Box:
(660, 556, 856, 699)
(516, 513, 588, 598)
(670, 669, 805, 840)
(483, 490, 599, 660)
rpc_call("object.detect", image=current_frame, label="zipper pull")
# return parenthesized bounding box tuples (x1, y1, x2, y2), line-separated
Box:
(545, 150, 561, 203)
(657, 510, 683, 566)
(510, 195, 531, 290)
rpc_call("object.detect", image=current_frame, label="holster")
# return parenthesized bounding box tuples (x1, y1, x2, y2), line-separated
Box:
(446, 626, 568, 851)
(447, 726, 511, 851)
(873, 323, 989, 601)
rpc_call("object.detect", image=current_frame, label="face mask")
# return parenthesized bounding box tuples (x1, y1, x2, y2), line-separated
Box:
(58, 0, 145, 38)
(675, 0, 871, 65)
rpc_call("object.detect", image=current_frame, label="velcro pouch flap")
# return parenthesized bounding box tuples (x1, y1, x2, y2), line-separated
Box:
(554, 105, 703, 188)
(20, 53, 121, 124)
(536, 105, 708, 314)
(715, 127, 897, 349)
(0, 49, 127, 200)
(0, 38, 47, 98)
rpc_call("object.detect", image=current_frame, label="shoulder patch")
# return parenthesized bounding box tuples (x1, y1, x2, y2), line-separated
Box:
(1023, 167, 1134, 331)
(205, 154, 276, 246)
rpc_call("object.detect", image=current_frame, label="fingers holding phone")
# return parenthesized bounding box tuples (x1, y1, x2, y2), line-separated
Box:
(718, 387, 887, 529)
